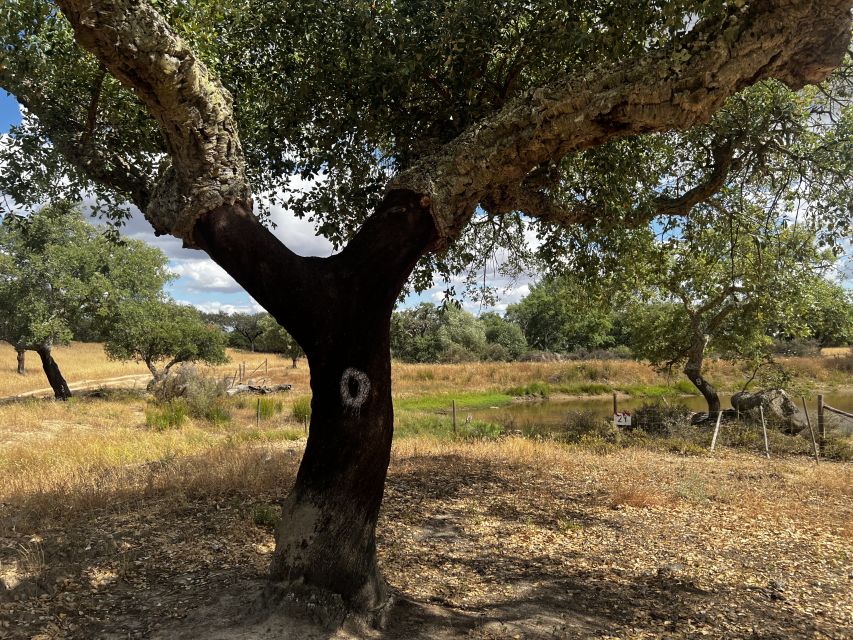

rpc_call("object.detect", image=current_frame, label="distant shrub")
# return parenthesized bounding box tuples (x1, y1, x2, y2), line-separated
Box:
(145, 400, 188, 431)
(564, 346, 633, 360)
(459, 420, 503, 440)
(151, 365, 231, 424)
(561, 382, 611, 395)
(561, 410, 620, 444)
(822, 435, 853, 461)
(257, 398, 283, 420)
(292, 396, 312, 423)
(506, 381, 550, 397)
(481, 343, 511, 362)
(632, 402, 692, 435)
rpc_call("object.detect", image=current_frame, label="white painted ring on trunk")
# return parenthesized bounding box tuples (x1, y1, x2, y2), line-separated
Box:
(340, 367, 371, 410)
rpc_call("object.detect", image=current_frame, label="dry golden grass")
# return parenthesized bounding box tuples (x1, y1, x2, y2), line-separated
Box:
(0, 342, 311, 398)
(4, 341, 851, 400)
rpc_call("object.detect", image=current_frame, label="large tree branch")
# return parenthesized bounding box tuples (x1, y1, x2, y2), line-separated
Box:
(56, 0, 250, 245)
(511, 136, 738, 229)
(394, 0, 853, 247)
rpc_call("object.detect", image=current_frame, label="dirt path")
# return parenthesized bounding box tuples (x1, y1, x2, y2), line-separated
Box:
(8, 373, 152, 399)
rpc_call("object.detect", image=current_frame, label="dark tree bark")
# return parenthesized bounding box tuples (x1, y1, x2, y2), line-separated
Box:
(36, 345, 72, 401)
(16, 348, 26, 376)
(683, 333, 720, 421)
(291, 357, 298, 369)
(197, 190, 436, 617)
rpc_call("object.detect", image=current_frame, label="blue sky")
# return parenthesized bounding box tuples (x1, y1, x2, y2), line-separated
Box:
(1, 92, 527, 313)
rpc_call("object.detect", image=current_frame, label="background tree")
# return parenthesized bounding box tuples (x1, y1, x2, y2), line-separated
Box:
(104, 300, 228, 382)
(479, 312, 528, 361)
(227, 313, 265, 352)
(778, 279, 853, 347)
(256, 313, 305, 368)
(0, 200, 170, 398)
(390, 304, 527, 362)
(1, 0, 850, 618)
(626, 219, 836, 419)
(506, 275, 617, 353)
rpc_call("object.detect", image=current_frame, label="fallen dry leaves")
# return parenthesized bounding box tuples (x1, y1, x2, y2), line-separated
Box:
(1, 439, 851, 639)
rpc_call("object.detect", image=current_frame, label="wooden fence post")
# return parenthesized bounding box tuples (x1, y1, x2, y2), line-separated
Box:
(817, 394, 825, 451)
(801, 396, 820, 464)
(759, 405, 770, 459)
(452, 400, 457, 435)
(612, 392, 618, 427)
(710, 411, 723, 452)
(265, 358, 268, 376)
(256, 398, 261, 428)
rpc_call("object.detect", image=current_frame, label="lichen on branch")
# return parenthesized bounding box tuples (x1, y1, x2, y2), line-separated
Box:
(56, 0, 250, 246)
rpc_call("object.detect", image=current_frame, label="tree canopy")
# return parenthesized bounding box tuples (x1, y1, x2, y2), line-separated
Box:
(0, 200, 171, 397)
(104, 299, 228, 380)
(1, 0, 851, 621)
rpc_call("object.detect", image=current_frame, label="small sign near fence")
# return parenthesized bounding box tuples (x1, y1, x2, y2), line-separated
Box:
(614, 412, 632, 427)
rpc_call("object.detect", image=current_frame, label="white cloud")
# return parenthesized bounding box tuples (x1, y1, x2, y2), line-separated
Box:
(179, 299, 265, 315)
(170, 259, 242, 293)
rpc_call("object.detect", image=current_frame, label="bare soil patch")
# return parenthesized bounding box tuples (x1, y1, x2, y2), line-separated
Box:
(1, 441, 850, 639)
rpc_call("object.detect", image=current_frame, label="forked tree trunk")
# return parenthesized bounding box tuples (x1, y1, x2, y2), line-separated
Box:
(194, 191, 436, 621)
(683, 333, 720, 420)
(16, 348, 26, 376)
(36, 345, 72, 400)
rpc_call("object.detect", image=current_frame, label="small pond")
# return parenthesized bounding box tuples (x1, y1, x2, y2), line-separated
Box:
(470, 391, 853, 437)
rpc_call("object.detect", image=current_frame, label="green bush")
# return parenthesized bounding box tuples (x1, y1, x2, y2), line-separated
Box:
(822, 435, 853, 461)
(257, 397, 284, 420)
(292, 396, 312, 423)
(506, 381, 550, 397)
(560, 410, 620, 444)
(559, 382, 612, 395)
(459, 420, 503, 440)
(252, 503, 280, 529)
(194, 399, 232, 424)
(152, 365, 232, 424)
(145, 400, 188, 431)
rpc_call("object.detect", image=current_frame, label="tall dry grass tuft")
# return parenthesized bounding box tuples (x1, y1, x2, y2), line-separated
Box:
(2, 439, 303, 530)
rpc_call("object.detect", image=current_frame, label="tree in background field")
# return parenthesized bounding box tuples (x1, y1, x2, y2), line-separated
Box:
(506, 275, 617, 353)
(0, 201, 171, 398)
(391, 304, 527, 362)
(779, 280, 853, 348)
(479, 312, 528, 361)
(1, 0, 851, 617)
(626, 219, 837, 420)
(257, 314, 304, 368)
(104, 300, 228, 382)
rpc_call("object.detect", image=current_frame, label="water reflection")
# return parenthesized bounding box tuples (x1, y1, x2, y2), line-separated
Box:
(472, 391, 853, 435)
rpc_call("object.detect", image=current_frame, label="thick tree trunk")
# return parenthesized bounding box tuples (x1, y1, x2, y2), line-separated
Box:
(186, 190, 438, 622)
(291, 357, 298, 369)
(683, 334, 720, 420)
(36, 345, 72, 400)
(16, 348, 26, 376)
(269, 319, 395, 619)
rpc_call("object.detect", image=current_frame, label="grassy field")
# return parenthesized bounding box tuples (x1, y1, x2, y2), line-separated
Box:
(0, 342, 851, 638)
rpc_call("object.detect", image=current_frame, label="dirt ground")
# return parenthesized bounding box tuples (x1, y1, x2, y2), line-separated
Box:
(1, 438, 850, 639)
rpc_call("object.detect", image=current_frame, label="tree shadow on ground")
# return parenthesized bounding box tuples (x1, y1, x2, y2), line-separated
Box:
(1, 449, 846, 639)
